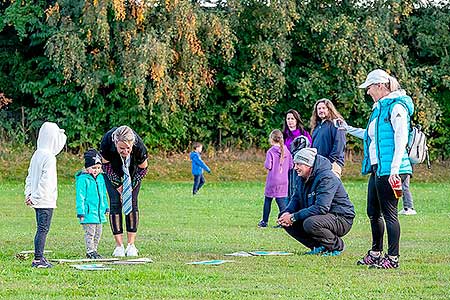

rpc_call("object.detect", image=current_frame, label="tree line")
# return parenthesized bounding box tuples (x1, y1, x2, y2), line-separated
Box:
(0, 0, 449, 159)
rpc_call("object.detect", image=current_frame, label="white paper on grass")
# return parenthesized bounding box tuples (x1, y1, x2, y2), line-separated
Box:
(70, 264, 112, 270)
(187, 260, 234, 265)
(225, 251, 293, 256)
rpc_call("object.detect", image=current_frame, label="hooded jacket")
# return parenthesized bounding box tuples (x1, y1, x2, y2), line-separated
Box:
(284, 155, 355, 221)
(190, 151, 211, 175)
(25, 122, 67, 208)
(75, 171, 109, 224)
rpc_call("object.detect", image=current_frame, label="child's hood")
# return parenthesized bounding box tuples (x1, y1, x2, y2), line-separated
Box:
(37, 122, 67, 155)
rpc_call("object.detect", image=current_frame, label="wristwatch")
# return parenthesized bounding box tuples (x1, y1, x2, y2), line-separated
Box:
(290, 214, 296, 223)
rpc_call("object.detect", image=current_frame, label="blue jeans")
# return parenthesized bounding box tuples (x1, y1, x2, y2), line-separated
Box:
(193, 174, 205, 194)
(34, 208, 53, 260)
(262, 196, 288, 223)
(401, 174, 414, 209)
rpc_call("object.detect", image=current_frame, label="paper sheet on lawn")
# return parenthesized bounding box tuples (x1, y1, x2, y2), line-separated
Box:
(70, 264, 112, 271)
(225, 251, 293, 256)
(187, 260, 234, 265)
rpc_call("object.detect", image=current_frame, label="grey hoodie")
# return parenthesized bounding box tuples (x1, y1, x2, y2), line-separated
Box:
(25, 122, 67, 208)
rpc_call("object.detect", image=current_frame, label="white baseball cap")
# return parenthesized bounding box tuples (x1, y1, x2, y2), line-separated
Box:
(358, 69, 390, 89)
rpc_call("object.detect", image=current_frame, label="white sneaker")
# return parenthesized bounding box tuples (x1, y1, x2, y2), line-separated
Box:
(399, 208, 417, 215)
(125, 244, 139, 257)
(112, 245, 125, 257)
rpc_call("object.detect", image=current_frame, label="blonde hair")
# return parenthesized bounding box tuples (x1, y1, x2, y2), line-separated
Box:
(385, 75, 401, 92)
(310, 98, 344, 133)
(112, 125, 135, 145)
(269, 129, 285, 170)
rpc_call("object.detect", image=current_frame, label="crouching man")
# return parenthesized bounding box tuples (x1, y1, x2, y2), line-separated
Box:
(278, 148, 355, 256)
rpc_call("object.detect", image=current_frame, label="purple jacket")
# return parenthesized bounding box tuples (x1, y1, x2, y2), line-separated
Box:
(284, 128, 312, 151)
(264, 145, 293, 198)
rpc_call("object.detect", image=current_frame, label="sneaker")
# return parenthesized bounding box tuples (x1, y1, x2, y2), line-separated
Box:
(304, 246, 326, 255)
(31, 258, 53, 268)
(125, 244, 139, 257)
(399, 208, 417, 215)
(321, 250, 342, 257)
(370, 254, 399, 269)
(112, 245, 125, 257)
(257, 220, 268, 228)
(357, 250, 382, 266)
(93, 252, 104, 259)
(86, 252, 96, 259)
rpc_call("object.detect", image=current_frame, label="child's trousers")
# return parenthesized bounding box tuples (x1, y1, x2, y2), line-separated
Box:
(34, 208, 53, 260)
(82, 224, 103, 254)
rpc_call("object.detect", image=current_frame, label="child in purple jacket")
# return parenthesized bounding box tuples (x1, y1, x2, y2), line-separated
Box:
(258, 129, 293, 228)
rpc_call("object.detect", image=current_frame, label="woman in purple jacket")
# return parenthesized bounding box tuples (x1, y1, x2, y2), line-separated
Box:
(258, 129, 293, 228)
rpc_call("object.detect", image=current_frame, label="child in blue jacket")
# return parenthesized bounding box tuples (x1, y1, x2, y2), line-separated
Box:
(190, 142, 211, 195)
(76, 149, 109, 259)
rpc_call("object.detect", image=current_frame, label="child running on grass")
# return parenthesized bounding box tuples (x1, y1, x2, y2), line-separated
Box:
(25, 122, 67, 268)
(258, 129, 293, 228)
(190, 142, 211, 195)
(75, 149, 109, 259)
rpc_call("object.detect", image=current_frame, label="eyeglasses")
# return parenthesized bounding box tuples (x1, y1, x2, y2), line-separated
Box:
(365, 84, 377, 92)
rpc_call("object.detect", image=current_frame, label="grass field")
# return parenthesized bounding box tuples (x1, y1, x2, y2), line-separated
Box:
(1, 179, 449, 300)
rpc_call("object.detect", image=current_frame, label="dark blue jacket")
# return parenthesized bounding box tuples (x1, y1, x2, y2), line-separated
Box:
(284, 155, 355, 221)
(311, 120, 346, 167)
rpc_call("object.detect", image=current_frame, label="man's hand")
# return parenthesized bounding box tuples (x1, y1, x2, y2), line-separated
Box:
(277, 212, 294, 227)
(25, 196, 33, 206)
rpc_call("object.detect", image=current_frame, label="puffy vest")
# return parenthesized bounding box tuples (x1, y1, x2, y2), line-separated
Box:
(362, 95, 413, 176)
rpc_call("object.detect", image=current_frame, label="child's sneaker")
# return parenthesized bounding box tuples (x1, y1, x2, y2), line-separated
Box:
(370, 254, 399, 269)
(321, 250, 342, 257)
(112, 245, 125, 257)
(257, 220, 268, 228)
(357, 250, 382, 266)
(304, 246, 326, 255)
(31, 258, 53, 268)
(399, 208, 417, 215)
(93, 252, 104, 259)
(125, 244, 139, 257)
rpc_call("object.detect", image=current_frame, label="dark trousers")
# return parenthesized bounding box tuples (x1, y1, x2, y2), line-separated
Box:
(104, 176, 141, 234)
(193, 174, 205, 194)
(284, 213, 353, 251)
(34, 208, 53, 260)
(262, 196, 288, 223)
(287, 169, 298, 200)
(367, 167, 406, 256)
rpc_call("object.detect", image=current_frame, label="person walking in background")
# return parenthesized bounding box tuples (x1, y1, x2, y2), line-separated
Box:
(75, 149, 110, 259)
(344, 69, 414, 269)
(277, 148, 354, 256)
(310, 99, 346, 177)
(100, 125, 148, 257)
(190, 142, 211, 195)
(399, 174, 417, 215)
(258, 129, 293, 228)
(25, 122, 67, 268)
(282, 109, 312, 199)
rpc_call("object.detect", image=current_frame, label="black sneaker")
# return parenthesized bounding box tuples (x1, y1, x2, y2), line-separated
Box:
(370, 254, 399, 269)
(32, 258, 53, 268)
(86, 252, 96, 259)
(357, 250, 382, 266)
(93, 252, 104, 259)
(257, 220, 268, 228)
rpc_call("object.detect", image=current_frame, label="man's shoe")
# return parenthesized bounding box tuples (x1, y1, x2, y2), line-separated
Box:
(125, 244, 139, 257)
(31, 258, 53, 268)
(112, 245, 125, 257)
(399, 208, 417, 215)
(321, 250, 342, 257)
(305, 246, 326, 255)
(257, 220, 268, 228)
(357, 250, 382, 266)
(370, 254, 399, 269)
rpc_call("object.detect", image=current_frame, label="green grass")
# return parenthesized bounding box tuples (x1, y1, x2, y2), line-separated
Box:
(1, 180, 449, 299)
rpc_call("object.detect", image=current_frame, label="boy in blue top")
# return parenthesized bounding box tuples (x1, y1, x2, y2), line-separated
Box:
(190, 142, 211, 195)
(76, 149, 109, 259)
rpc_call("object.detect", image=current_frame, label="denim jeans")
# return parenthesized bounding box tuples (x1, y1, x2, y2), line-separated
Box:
(401, 174, 414, 209)
(193, 174, 205, 194)
(34, 208, 53, 260)
(262, 196, 288, 223)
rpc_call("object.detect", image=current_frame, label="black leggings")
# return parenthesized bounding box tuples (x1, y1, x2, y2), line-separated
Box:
(367, 165, 407, 256)
(104, 176, 141, 235)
